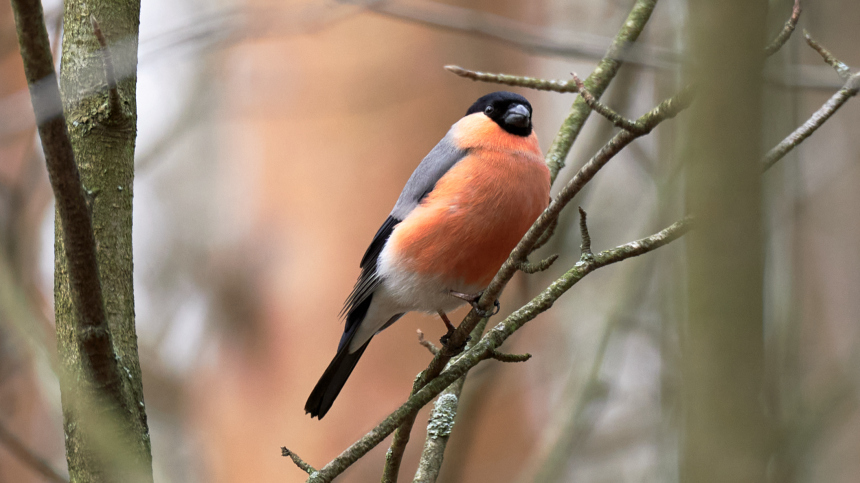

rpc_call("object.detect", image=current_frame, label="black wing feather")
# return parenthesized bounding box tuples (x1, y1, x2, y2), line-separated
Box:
(340, 215, 401, 320)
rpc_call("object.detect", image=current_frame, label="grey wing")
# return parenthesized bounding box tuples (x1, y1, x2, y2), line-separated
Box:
(341, 131, 468, 318)
(390, 132, 469, 220)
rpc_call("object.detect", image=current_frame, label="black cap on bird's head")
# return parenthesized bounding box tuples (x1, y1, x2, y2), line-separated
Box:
(466, 91, 533, 137)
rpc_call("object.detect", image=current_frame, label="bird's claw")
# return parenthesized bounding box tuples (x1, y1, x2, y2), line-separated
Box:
(473, 299, 501, 318)
(448, 290, 501, 318)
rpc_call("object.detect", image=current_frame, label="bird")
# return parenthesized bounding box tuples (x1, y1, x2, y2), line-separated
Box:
(305, 91, 551, 419)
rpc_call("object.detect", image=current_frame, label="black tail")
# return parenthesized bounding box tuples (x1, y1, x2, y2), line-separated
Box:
(305, 337, 371, 419)
(306, 294, 375, 419)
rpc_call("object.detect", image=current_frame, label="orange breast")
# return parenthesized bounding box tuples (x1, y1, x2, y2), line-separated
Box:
(389, 117, 550, 287)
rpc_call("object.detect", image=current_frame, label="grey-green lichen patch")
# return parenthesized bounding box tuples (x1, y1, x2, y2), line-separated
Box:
(427, 393, 458, 439)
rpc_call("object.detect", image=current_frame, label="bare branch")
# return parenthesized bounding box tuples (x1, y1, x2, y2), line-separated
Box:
(762, 75, 859, 171)
(412, 391, 461, 483)
(763, 35, 858, 171)
(517, 254, 559, 274)
(445, 65, 578, 93)
(803, 30, 852, 80)
(417, 330, 439, 356)
(489, 351, 532, 363)
(572, 73, 643, 133)
(764, 0, 801, 57)
(545, 0, 659, 181)
(282, 447, 317, 475)
(578, 207, 593, 258)
(382, 318, 484, 482)
(90, 15, 122, 119)
(572, 75, 694, 135)
(530, 216, 558, 253)
(0, 420, 69, 483)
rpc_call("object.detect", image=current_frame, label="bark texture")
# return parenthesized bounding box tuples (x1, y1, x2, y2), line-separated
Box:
(55, 0, 152, 481)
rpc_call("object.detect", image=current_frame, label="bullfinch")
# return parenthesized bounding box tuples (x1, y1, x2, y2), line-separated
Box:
(305, 91, 550, 419)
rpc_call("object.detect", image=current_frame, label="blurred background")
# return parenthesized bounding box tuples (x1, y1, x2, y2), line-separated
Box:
(1, 0, 859, 481)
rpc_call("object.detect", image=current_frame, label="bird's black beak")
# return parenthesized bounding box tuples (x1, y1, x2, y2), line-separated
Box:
(504, 103, 531, 128)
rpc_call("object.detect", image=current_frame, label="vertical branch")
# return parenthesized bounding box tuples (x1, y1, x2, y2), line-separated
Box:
(411, 388, 463, 483)
(681, 1, 774, 482)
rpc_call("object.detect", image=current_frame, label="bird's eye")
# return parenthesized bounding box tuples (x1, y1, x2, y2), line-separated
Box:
(484, 105, 495, 115)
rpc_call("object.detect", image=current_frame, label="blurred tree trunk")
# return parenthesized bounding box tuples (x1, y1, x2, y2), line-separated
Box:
(55, 0, 153, 481)
(681, 1, 775, 482)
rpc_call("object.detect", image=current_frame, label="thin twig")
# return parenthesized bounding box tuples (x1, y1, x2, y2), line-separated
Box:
(764, 0, 801, 57)
(305, 218, 693, 482)
(574, 77, 695, 135)
(0, 419, 69, 483)
(489, 350, 532, 363)
(762, 75, 859, 171)
(762, 36, 858, 171)
(545, 0, 659, 181)
(517, 254, 559, 274)
(90, 15, 122, 118)
(444, 66, 578, 93)
(282, 447, 317, 475)
(578, 207, 593, 258)
(572, 73, 644, 134)
(803, 30, 851, 80)
(417, 330, 439, 356)
(530, 216, 558, 253)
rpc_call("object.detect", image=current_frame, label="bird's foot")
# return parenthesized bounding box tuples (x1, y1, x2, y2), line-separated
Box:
(448, 290, 501, 318)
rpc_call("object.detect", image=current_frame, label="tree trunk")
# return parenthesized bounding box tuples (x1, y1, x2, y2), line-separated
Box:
(680, 1, 775, 482)
(55, 0, 152, 481)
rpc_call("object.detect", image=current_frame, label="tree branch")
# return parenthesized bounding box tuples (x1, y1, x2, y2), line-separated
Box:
(417, 330, 439, 356)
(489, 350, 532, 363)
(303, 218, 692, 482)
(381, 319, 485, 482)
(517, 254, 559, 274)
(803, 30, 851, 80)
(444, 65, 578, 93)
(282, 447, 317, 475)
(10, 0, 125, 410)
(762, 34, 858, 171)
(411, 390, 461, 483)
(545, 0, 658, 182)
(578, 207, 593, 258)
(0, 419, 69, 483)
(529, 217, 558, 253)
(764, 0, 801, 57)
